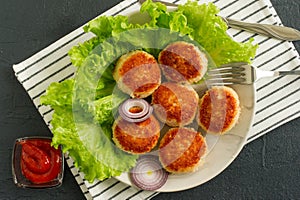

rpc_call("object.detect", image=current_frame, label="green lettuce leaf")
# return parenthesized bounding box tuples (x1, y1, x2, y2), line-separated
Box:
(93, 92, 128, 126)
(177, 2, 258, 66)
(41, 80, 138, 182)
(141, 0, 258, 66)
(40, 79, 74, 109)
(68, 37, 101, 68)
(69, 15, 138, 68)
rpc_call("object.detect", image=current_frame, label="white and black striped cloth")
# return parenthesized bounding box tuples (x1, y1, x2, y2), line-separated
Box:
(13, 0, 300, 199)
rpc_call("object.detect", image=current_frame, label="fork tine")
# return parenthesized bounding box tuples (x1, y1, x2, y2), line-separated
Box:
(208, 72, 246, 78)
(207, 63, 248, 85)
(208, 66, 245, 74)
(206, 77, 247, 85)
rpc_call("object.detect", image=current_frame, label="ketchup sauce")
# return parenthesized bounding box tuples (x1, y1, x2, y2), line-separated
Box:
(12, 137, 64, 187)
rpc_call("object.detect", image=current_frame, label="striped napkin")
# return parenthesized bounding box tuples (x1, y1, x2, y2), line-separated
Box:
(13, 0, 300, 199)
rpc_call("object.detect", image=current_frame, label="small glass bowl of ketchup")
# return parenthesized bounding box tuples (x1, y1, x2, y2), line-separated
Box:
(12, 136, 64, 188)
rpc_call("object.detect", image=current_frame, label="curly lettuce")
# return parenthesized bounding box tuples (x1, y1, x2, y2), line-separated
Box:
(140, 0, 258, 66)
(41, 80, 137, 181)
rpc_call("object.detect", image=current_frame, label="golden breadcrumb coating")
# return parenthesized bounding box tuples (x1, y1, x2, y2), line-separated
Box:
(152, 82, 199, 127)
(112, 115, 160, 154)
(113, 50, 161, 98)
(158, 41, 208, 83)
(197, 86, 240, 134)
(159, 127, 207, 173)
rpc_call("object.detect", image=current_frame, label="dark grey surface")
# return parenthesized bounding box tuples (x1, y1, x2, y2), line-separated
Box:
(0, 0, 299, 199)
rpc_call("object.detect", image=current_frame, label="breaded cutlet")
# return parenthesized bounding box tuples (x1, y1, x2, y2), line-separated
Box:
(159, 127, 207, 173)
(112, 115, 160, 154)
(113, 50, 161, 98)
(158, 41, 208, 84)
(197, 86, 240, 134)
(152, 82, 199, 127)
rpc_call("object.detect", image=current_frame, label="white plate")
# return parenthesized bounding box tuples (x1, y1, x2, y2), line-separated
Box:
(115, 10, 257, 192)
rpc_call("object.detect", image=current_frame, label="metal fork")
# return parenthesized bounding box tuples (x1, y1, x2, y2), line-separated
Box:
(207, 62, 300, 85)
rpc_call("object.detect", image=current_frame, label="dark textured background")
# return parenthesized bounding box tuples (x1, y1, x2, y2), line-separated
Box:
(0, 0, 299, 199)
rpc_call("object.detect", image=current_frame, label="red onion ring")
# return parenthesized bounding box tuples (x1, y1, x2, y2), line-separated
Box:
(118, 99, 153, 123)
(129, 155, 168, 191)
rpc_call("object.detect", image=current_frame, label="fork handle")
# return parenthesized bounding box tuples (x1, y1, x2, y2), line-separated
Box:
(226, 19, 300, 41)
(277, 70, 300, 76)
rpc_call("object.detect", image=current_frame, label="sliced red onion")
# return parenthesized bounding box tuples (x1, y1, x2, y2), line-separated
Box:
(119, 99, 153, 122)
(129, 155, 168, 191)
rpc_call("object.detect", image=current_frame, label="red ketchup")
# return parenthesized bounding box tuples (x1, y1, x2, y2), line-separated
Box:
(19, 139, 62, 184)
